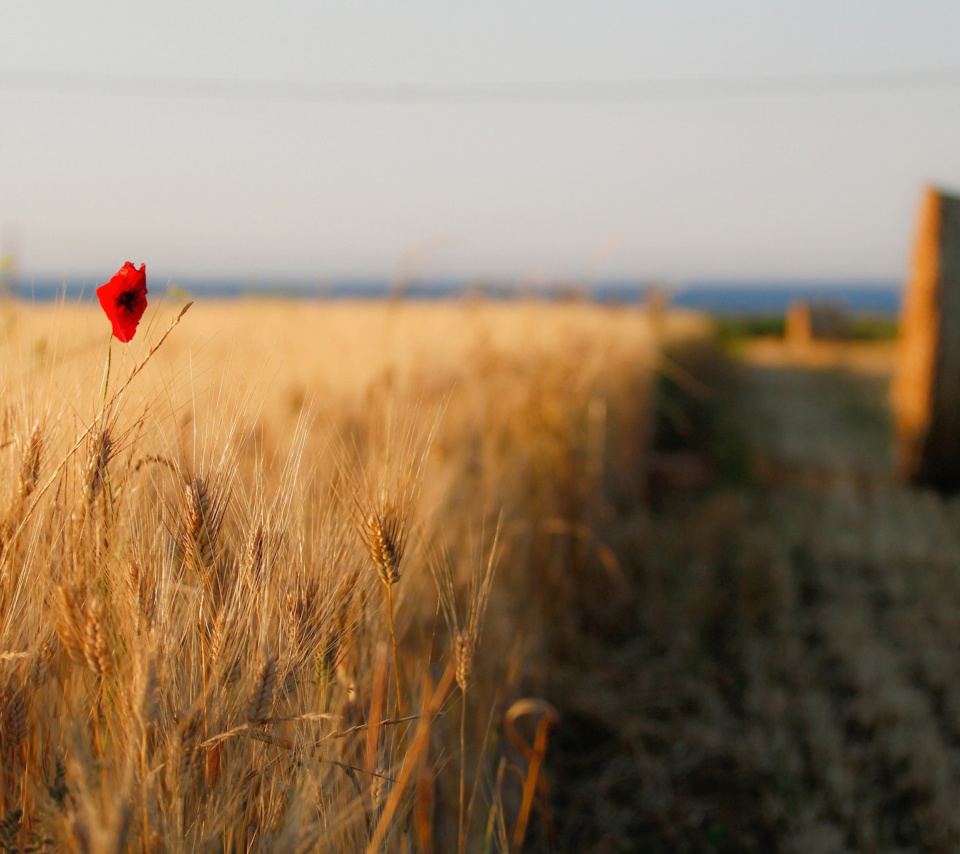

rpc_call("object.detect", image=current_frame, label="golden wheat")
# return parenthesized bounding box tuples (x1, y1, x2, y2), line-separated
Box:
(0, 297, 690, 851)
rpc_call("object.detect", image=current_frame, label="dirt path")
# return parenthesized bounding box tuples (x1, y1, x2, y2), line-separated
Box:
(736, 341, 895, 478)
(548, 342, 960, 853)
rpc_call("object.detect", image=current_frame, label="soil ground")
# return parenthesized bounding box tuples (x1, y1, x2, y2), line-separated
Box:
(548, 340, 960, 853)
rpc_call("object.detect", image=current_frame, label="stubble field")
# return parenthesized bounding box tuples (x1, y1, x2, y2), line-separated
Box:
(551, 337, 960, 854)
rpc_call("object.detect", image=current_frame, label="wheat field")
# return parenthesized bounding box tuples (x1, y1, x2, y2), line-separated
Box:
(0, 297, 706, 853)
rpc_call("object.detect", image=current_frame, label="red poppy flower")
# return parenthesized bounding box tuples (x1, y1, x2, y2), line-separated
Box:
(97, 262, 147, 343)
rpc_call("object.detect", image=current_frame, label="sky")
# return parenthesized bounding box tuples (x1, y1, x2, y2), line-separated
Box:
(3, 1, 960, 284)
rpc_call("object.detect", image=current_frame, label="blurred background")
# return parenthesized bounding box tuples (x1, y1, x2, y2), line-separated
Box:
(3, 1, 960, 308)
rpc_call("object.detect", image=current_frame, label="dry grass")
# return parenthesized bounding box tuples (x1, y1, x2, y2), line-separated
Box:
(0, 297, 704, 852)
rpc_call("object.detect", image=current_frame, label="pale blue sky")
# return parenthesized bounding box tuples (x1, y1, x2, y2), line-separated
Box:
(3, 1, 960, 282)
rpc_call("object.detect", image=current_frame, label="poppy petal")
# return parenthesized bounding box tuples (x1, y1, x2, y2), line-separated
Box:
(97, 262, 147, 343)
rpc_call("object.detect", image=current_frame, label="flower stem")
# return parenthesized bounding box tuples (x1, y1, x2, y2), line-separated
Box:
(98, 334, 113, 415)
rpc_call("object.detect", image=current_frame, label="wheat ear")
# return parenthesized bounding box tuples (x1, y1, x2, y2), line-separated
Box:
(245, 655, 277, 724)
(365, 510, 406, 718)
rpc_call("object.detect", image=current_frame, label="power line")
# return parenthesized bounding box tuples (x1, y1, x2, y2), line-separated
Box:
(3, 67, 960, 104)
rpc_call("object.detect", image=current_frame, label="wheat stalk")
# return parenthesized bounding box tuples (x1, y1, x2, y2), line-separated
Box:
(18, 423, 42, 501)
(82, 598, 113, 677)
(52, 584, 85, 666)
(428, 517, 501, 854)
(84, 427, 113, 511)
(2, 681, 27, 750)
(245, 655, 277, 724)
(179, 476, 219, 576)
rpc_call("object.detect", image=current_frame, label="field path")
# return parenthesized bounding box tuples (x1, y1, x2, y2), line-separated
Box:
(550, 340, 960, 853)
(736, 340, 896, 479)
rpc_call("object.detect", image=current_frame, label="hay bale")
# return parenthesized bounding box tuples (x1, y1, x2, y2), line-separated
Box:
(893, 186, 960, 489)
(786, 302, 850, 344)
(786, 302, 813, 348)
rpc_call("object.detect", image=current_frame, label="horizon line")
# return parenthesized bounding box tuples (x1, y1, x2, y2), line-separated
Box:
(6, 273, 903, 288)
